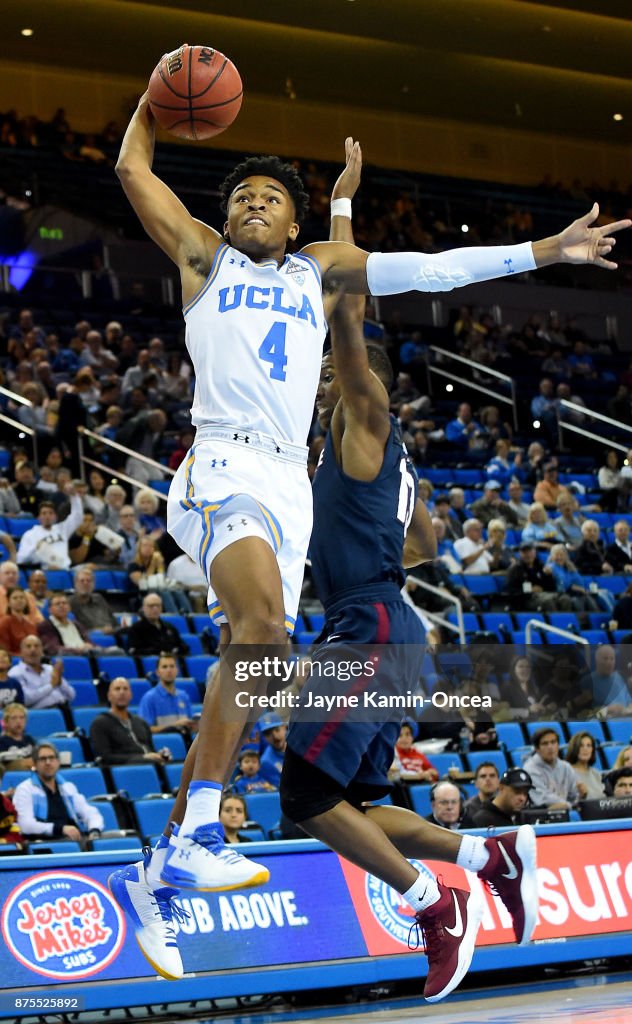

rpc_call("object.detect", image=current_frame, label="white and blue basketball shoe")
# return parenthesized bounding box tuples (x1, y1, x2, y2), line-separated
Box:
(160, 823, 270, 891)
(108, 840, 187, 980)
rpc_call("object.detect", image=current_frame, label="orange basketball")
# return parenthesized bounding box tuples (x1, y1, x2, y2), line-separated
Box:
(148, 44, 243, 141)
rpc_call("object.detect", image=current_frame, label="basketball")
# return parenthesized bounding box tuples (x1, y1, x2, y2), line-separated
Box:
(147, 44, 243, 141)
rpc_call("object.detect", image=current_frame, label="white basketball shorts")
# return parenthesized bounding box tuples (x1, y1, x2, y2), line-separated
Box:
(167, 426, 312, 635)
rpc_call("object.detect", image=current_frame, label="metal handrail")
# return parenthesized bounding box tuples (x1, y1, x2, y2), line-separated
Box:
(557, 400, 632, 453)
(406, 574, 465, 644)
(77, 426, 175, 479)
(427, 346, 518, 430)
(80, 455, 168, 501)
(524, 618, 589, 653)
(0, 385, 32, 407)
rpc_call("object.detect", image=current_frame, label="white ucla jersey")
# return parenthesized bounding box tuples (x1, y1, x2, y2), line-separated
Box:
(183, 244, 327, 445)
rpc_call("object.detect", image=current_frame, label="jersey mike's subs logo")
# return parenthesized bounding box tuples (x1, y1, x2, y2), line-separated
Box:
(1, 871, 125, 979)
(366, 859, 435, 946)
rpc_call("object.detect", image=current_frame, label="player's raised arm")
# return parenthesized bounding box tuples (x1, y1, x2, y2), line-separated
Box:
(116, 93, 220, 277)
(304, 205, 630, 296)
(403, 495, 438, 568)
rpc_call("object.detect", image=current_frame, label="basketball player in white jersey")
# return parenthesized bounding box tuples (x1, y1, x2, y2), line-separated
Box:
(108, 90, 629, 978)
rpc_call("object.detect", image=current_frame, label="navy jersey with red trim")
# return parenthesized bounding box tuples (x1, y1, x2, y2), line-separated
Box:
(309, 418, 416, 606)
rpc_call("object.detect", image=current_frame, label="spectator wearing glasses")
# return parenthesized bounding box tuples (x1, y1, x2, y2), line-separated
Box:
(13, 741, 104, 843)
(425, 782, 463, 830)
(125, 594, 189, 656)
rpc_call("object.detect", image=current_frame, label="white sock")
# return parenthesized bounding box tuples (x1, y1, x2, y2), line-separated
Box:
(145, 836, 169, 889)
(402, 871, 441, 913)
(456, 834, 489, 873)
(180, 782, 222, 835)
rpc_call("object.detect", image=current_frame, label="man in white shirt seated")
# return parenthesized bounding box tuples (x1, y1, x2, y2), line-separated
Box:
(8, 634, 76, 709)
(453, 519, 494, 574)
(16, 486, 83, 570)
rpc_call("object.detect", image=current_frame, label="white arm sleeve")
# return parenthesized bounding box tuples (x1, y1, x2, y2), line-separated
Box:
(366, 242, 536, 295)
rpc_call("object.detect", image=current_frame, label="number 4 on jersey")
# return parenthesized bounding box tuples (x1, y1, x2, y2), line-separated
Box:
(258, 322, 288, 381)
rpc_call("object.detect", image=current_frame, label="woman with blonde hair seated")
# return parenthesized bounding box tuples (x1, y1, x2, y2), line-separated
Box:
(127, 536, 191, 614)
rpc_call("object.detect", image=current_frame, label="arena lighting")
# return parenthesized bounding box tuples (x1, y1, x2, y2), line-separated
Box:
(20, 28, 34, 36)
(461, 224, 469, 233)
(613, 113, 624, 122)
(446, 383, 454, 392)
(533, 419, 541, 429)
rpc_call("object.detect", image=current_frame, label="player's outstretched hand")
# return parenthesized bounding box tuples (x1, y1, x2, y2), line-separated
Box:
(332, 137, 362, 201)
(558, 202, 631, 269)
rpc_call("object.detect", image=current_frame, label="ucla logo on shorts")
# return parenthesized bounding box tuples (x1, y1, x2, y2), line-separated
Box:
(365, 859, 435, 946)
(1, 871, 125, 980)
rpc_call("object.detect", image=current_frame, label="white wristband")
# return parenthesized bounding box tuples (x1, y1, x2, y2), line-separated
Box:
(330, 198, 352, 220)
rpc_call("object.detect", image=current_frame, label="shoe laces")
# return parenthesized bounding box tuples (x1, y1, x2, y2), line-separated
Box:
(408, 914, 445, 962)
(152, 891, 190, 945)
(189, 825, 245, 865)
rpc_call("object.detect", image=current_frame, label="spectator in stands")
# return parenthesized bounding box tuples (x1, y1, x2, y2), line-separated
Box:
(0, 476, 22, 516)
(137, 653, 194, 738)
(444, 402, 482, 451)
(432, 518, 461, 573)
(567, 340, 595, 379)
(507, 480, 531, 527)
(612, 770, 632, 799)
(391, 721, 438, 783)
(554, 493, 584, 549)
(544, 544, 599, 614)
(611, 747, 632, 773)
(8, 634, 75, 709)
(523, 728, 579, 810)
(485, 439, 522, 489)
(0, 588, 39, 655)
(498, 655, 547, 720)
(116, 505, 141, 566)
(521, 502, 559, 552)
(417, 478, 435, 513)
(470, 480, 519, 528)
(565, 731, 605, 800)
(0, 561, 41, 621)
(127, 536, 190, 615)
(0, 703, 35, 774)
(524, 442, 548, 487)
(102, 484, 127, 532)
(11, 461, 42, 514)
(465, 768, 533, 828)
(505, 541, 573, 613)
(83, 469, 108, 521)
(168, 429, 195, 472)
(541, 349, 570, 381)
(166, 553, 208, 613)
(27, 569, 50, 613)
(579, 644, 632, 717)
(454, 519, 493, 575)
(598, 450, 622, 513)
(530, 379, 557, 440)
(133, 489, 165, 537)
(89, 677, 171, 765)
(485, 518, 516, 573)
(258, 712, 288, 788)
(233, 747, 277, 794)
(37, 591, 98, 657)
(13, 741, 103, 844)
(574, 520, 614, 577)
(125, 594, 189, 656)
(425, 781, 463, 829)
(460, 762, 499, 825)
(119, 410, 168, 487)
(68, 509, 122, 567)
(0, 646, 25, 708)
(70, 566, 119, 636)
(604, 519, 632, 574)
(610, 581, 632, 632)
(219, 793, 251, 844)
(16, 488, 83, 570)
(432, 493, 463, 540)
(533, 462, 570, 510)
(405, 561, 481, 614)
(389, 371, 420, 410)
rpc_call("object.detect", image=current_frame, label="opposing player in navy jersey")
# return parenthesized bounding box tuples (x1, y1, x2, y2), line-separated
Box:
(110, 83, 628, 979)
(280, 140, 538, 1003)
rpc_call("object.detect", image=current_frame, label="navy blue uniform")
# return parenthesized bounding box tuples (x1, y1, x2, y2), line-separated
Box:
(282, 419, 425, 815)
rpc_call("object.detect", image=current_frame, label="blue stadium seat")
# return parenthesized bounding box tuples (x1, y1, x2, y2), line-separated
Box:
(164, 762, 183, 791)
(466, 750, 509, 774)
(175, 678, 203, 703)
(452, 469, 484, 486)
(308, 612, 325, 632)
(588, 612, 610, 630)
(427, 751, 466, 777)
(243, 791, 281, 837)
(89, 632, 118, 648)
(464, 577, 497, 597)
(97, 655, 138, 678)
(495, 722, 527, 754)
(581, 629, 609, 645)
(510, 630, 543, 645)
(601, 745, 625, 768)
(296, 631, 318, 644)
(62, 656, 93, 680)
(190, 614, 220, 639)
(446, 611, 481, 632)
(435, 651, 472, 682)
(183, 633, 204, 655)
(159, 733, 188, 762)
(408, 785, 432, 818)
(110, 572, 130, 591)
(2, 770, 32, 790)
(595, 576, 627, 595)
(28, 708, 67, 737)
(129, 680, 151, 703)
(512, 612, 546, 630)
(48, 736, 86, 764)
(6, 518, 36, 537)
(70, 680, 99, 705)
(239, 826, 266, 842)
(91, 837, 143, 852)
(45, 570, 73, 589)
(92, 570, 115, 590)
(140, 656, 159, 674)
(134, 797, 175, 841)
(111, 765, 163, 798)
(161, 614, 188, 634)
(73, 706, 104, 732)
(605, 720, 632, 745)
(481, 613, 512, 639)
(62, 766, 108, 798)
(31, 840, 82, 854)
(524, 721, 564, 742)
(186, 655, 217, 683)
(565, 720, 606, 744)
(546, 612, 580, 631)
(93, 802, 120, 830)
(149, 479, 171, 495)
